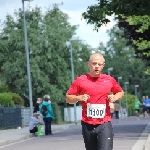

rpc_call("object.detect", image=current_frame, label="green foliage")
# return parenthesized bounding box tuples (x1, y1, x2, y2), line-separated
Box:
(118, 16, 150, 65)
(133, 38, 150, 51)
(0, 93, 14, 107)
(8, 92, 24, 106)
(121, 93, 135, 110)
(97, 26, 150, 97)
(0, 3, 91, 106)
(145, 68, 150, 75)
(0, 83, 9, 93)
(82, 1, 150, 64)
(52, 101, 63, 124)
(82, 0, 150, 29)
(126, 15, 150, 33)
(124, 15, 150, 58)
(121, 93, 136, 116)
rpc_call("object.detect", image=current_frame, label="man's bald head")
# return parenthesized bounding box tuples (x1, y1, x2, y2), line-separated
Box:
(89, 53, 105, 62)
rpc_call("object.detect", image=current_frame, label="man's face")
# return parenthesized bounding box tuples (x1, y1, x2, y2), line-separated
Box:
(88, 56, 105, 77)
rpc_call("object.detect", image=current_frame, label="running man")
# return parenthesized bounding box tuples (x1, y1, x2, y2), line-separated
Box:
(134, 96, 141, 117)
(66, 52, 124, 150)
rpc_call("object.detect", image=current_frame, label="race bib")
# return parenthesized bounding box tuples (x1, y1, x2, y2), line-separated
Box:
(87, 103, 106, 118)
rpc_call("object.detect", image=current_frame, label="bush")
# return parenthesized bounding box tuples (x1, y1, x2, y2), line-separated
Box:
(8, 92, 24, 106)
(52, 101, 63, 124)
(0, 93, 14, 107)
(0, 92, 24, 107)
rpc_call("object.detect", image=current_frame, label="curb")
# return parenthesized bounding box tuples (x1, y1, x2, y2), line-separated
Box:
(0, 124, 75, 148)
(131, 122, 150, 150)
(144, 122, 150, 150)
(145, 134, 150, 150)
(0, 134, 33, 147)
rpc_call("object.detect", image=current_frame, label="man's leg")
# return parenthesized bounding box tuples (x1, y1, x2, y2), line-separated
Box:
(82, 121, 97, 150)
(97, 122, 113, 150)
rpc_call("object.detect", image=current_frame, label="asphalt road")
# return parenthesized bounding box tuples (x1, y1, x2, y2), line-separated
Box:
(112, 117, 150, 150)
(1, 117, 150, 150)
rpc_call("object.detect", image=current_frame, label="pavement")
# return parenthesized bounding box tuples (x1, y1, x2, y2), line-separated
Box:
(0, 117, 150, 150)
(130, 120, 150, 150)
(0, 123, 75, 148)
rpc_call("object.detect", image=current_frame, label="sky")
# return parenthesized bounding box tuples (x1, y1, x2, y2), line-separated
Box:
(0, 0, 116, 48)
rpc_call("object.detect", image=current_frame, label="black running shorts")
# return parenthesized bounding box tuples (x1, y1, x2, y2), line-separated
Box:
(81, 121, 113, 150)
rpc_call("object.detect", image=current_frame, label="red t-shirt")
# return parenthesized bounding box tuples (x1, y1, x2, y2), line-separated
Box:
(67, 74, 122, 125)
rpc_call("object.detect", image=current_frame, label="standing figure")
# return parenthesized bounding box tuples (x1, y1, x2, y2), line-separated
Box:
(142, 96, 146, 117)
(134, 97, 141, 117)
(144, 95, 150, 117)
(40, 95, 54, 135)
(114, 102, 120, 119)
(66, 52, 124, 150)
(33, 98, 42, 114)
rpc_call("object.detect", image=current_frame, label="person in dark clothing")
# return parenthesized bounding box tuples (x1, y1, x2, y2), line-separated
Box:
(114, 102, 120, 119)
(33, 98, 42, 113)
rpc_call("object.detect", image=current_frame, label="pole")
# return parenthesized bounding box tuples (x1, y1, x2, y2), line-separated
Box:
(22, 0, 33, 116)
(125, 84, 128, 117)
(108, 70, 110, 75)
(70, 41, 77, 124)
(118, 79, 122, 117)
(135, 87, 137, 98)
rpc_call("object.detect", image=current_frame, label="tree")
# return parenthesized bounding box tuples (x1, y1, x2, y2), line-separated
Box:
(0, 4, 91, 106)
(82, 0, 150, 29)
(95, 26, 150, 97)
(82, 1, 150, 67)
(118, 15, 150, 66)
(121, 93, 135, 116)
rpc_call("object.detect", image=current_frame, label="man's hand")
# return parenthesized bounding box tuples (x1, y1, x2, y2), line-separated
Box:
(109, 102, 115, 110)
(78, 94, 90, 102)
(108, 94, 116, 103)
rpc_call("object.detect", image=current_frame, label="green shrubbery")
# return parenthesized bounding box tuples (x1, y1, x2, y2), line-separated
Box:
(0, 93, 14, 106)
(8, 92, 24, 106)
(52, 101, 63, 124)
(0, 92, 24, 107)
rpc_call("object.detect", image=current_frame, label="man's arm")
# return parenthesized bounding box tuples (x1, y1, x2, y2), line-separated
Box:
(108, 90, 124, 103)
(66, 93, 90, 104)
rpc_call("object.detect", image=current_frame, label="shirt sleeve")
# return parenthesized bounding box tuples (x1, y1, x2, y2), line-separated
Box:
(67, 78, 80, 95)
(34, 118, 43, 125)
(111, 77, 123, 94)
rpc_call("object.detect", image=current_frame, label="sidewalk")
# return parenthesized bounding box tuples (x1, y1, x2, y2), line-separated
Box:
(0, 123, 75, 147)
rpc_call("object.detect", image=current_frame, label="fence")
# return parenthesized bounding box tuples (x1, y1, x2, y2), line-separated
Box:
(0, 106, 82, 129)
(64, 106, 82, 122)
(21, 107, 31, 127)
(0, 106, 22, 129)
